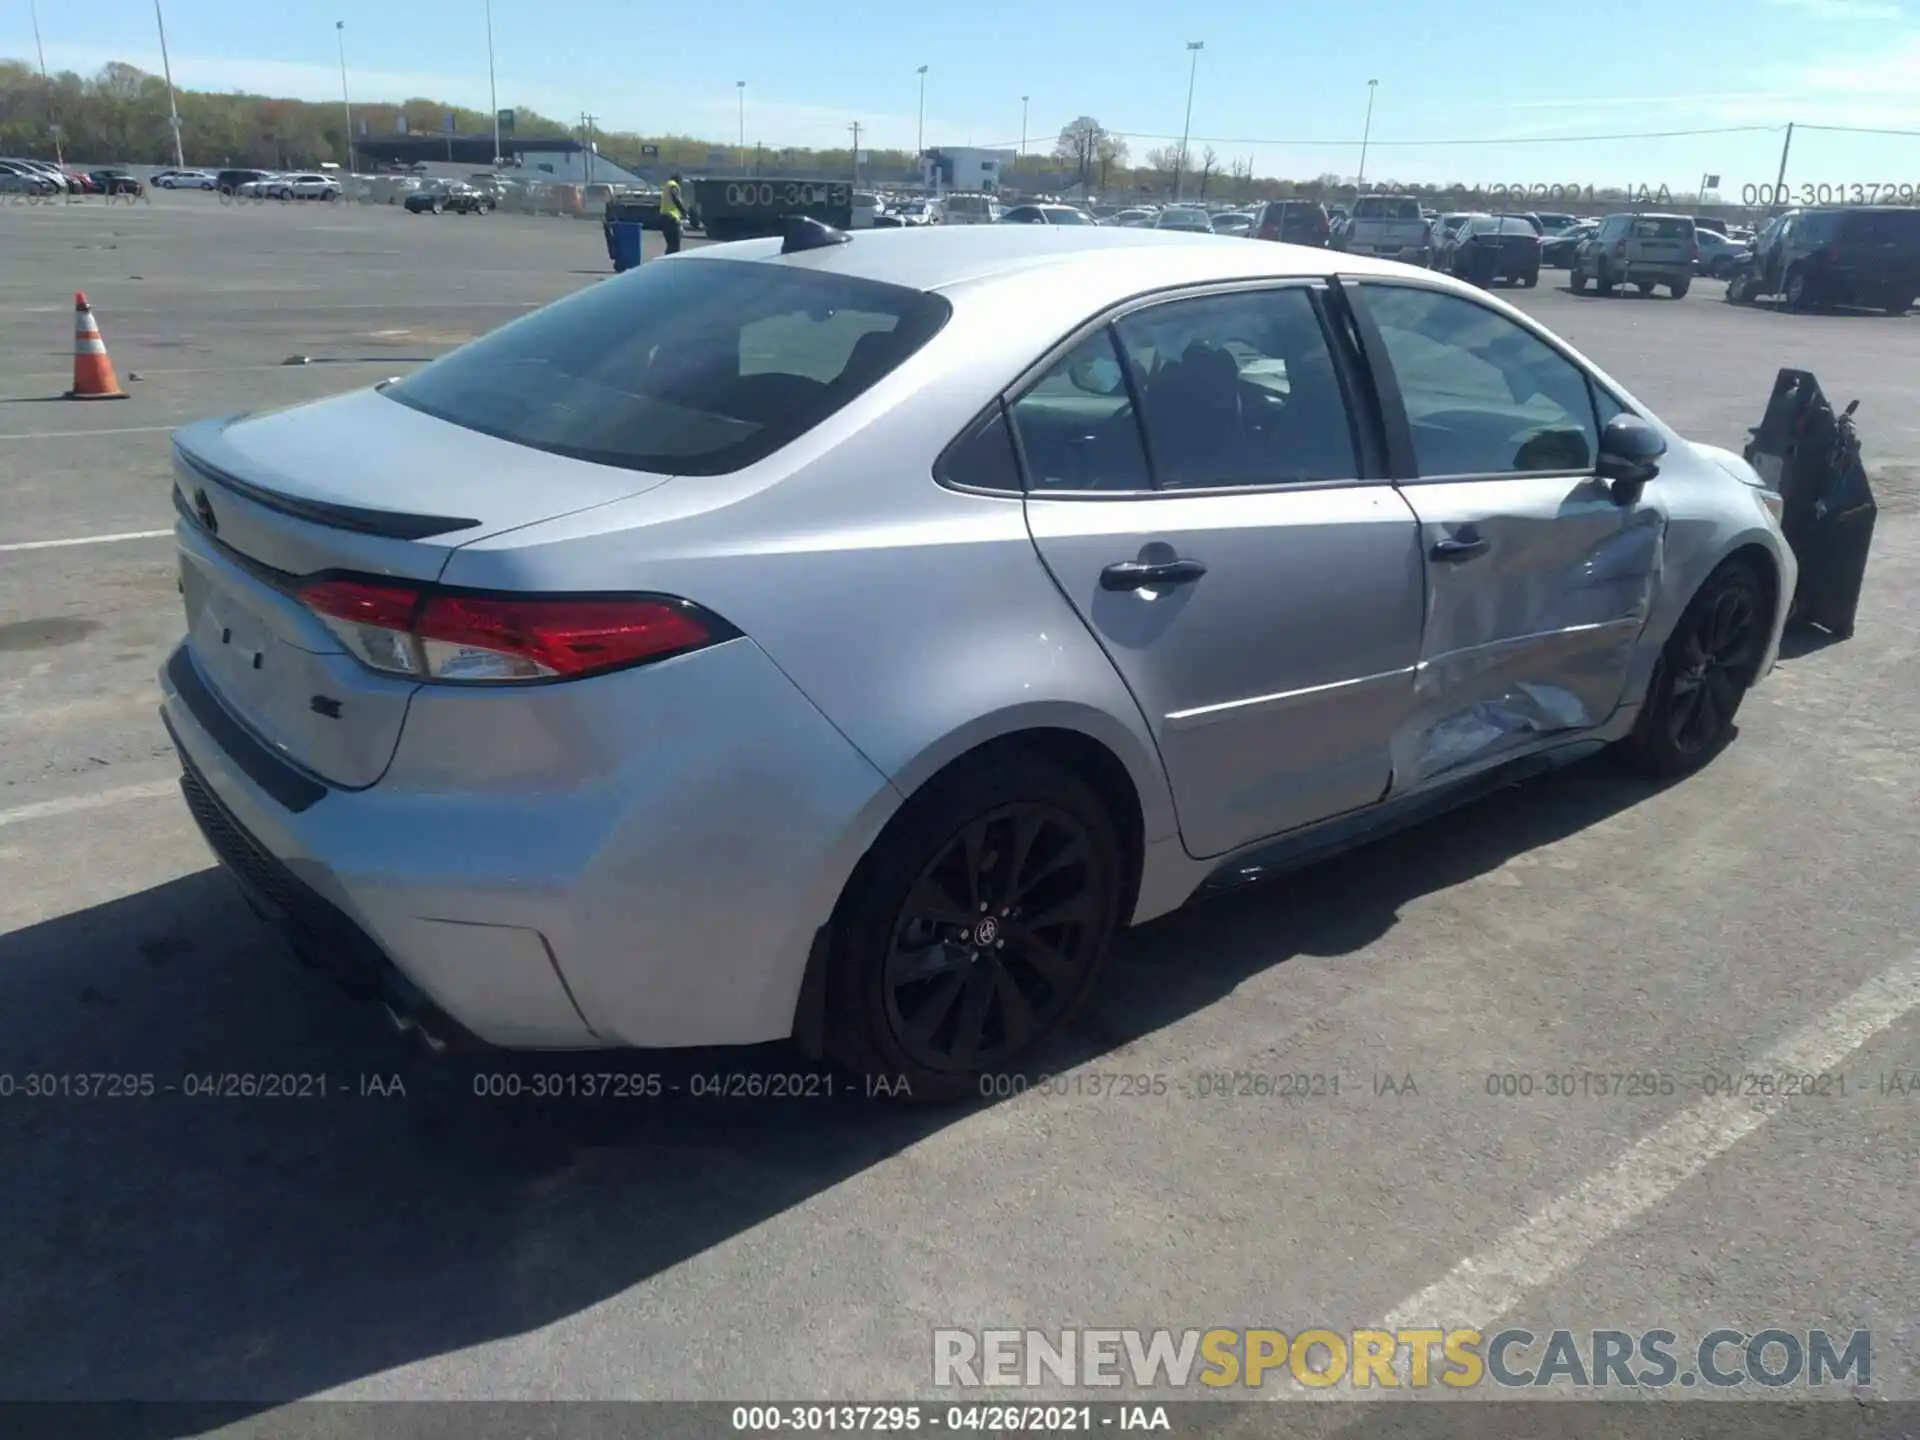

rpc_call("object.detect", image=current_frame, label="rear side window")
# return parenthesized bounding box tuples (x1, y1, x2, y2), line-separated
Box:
(1841, 210, 1920, 247)
(1356, 197, 1422, 220)
(386, 259, 951, 476)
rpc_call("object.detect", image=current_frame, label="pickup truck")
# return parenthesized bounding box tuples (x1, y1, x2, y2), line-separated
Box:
(1333, 194, 1430, 265)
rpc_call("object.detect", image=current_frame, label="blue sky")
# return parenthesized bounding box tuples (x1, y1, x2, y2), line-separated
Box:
(9, 0, 1919, 188)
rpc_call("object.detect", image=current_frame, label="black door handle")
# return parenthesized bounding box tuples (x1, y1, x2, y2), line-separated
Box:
(1100, 558, 1208, 591)
(1430, 535, 1490, 562)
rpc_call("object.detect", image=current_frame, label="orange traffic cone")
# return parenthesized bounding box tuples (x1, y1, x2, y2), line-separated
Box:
(66, 291, 128, 400)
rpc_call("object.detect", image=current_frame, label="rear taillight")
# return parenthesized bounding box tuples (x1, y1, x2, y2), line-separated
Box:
(299, 578, 733, 684)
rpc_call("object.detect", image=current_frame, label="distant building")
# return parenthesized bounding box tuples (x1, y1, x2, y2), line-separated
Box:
(922, 146, 1015, 194)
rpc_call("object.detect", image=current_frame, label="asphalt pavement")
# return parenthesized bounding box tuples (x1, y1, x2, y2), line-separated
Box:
(2, 193, 1916, 1437)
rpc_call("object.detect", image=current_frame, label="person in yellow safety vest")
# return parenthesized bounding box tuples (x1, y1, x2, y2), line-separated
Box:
(659, 173, 687, 255)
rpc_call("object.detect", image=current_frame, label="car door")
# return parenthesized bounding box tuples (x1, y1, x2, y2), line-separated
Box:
(1343, 279, 1665, 789)
(1015, 282, 1427, 860)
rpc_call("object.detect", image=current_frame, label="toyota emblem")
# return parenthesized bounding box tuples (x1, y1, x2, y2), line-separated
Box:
(194, 488, 218, 534)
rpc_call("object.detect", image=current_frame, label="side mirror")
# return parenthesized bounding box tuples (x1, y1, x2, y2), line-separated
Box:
(1596, 412, 1667, 505)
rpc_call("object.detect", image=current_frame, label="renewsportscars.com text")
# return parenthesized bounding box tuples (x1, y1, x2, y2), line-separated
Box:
(933, 1327, 1872, 1391)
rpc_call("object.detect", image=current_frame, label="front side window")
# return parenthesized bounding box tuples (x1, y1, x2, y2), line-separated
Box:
(1359, 285, 1598, 477)
(1112, 287, 1360, 489)
(387, 259, 951, 476)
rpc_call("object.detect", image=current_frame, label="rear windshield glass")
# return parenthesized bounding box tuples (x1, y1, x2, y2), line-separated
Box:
(1842, 210, 1920, 245)
(386, 258, 951, 476)
(1356, 198, 1422, 219)
(1630, 217, 1694, 239)
(1491, 216, 1540, 235)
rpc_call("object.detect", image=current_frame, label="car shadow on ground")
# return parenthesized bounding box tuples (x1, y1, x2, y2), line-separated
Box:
(0, 753, 1676, 1429)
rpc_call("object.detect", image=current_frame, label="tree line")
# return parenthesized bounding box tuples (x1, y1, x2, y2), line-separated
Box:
(1, 61, 1708, 208)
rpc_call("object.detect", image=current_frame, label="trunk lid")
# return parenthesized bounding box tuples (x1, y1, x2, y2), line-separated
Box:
(171, 387, 675, 789)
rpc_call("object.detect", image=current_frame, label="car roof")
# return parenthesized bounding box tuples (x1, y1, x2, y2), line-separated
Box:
(679, 224, 1407, 296)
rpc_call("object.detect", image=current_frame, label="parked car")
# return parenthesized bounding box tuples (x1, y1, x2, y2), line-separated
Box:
(1210, 212, 1254, 237)
(153, 168, 217, 189)
(1541, 220, 1598, 268)
(404, 180, 494, 214)
(89, 169, 145, 197)
(0, 159, 59, 195)
(1694, 228, 1749, 278)
(1000, 203, 1096, 226)
(1110, 207, 1157, 228)
(1426, 211, 1472, 261)
(159, 226, 1794, 1099)
(216, 168, 273, 196)
(3, 158, 73, 192)
(1251, 200, 1332, 247)
(889, 199, 942, 226)
(941, 193, 1001, 225)
(1534, 212, 1580, 234)
(1154, 205, 1214, 234)
(1572, 213, 1697, 298)
(259, 172, 340, 201)
(1726, 206, 1919, 314)
(1335, 194, 1430, 264)
(1439, 213, 1543, 287)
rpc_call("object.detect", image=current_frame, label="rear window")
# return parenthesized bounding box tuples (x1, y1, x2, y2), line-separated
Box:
(1356, 197, 1422, 220)
(1047, 208, 1092, 224)
(1840, 210, 1920, 246)
(386, 258, 952, 476)
(1630, 217, 1694, 240)
(1491, 216, 1540, 235)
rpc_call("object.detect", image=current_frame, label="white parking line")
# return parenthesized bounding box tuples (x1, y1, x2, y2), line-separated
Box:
(0, 529, 172, 553)
(0, 779, 178, 831)
(1379, 949, 1920, 1335)
(0, 425, 178, 442)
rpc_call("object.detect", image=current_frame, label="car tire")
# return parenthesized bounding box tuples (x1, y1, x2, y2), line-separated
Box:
(1596, 262, 1615, 295)
(431, 200, 444, 214)
(823, 751, 1125, 1105)
(1784, 266, 1811, 310)
(1670, 280, 1690, 299)
(1619, 559, 1769, 778)
(1570, 264, 1589, 293)
(1522, 268, 1539, 287)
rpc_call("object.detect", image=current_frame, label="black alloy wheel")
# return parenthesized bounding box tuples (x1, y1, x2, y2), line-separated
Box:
(1624, 562, 1767, 775)
(884, 802, 1104, 1075)
(826, 754, 1122, 1104)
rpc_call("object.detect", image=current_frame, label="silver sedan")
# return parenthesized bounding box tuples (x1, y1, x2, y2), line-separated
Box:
(160, 225, 1795, 1101)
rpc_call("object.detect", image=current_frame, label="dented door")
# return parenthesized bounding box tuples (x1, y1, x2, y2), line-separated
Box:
(1336, 279, 1666, 790)
(1389, 477, 1662, 787)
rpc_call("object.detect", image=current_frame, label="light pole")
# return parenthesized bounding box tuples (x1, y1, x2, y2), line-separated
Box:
(1175, 40, 1203, 202)
(484, 0, 500, 166)
(736, 81, 746, 169)
(1355, 78, 1378, 192)
(916, 65, 928, 157)
(1020, 95, 1029, 168)
(333, 23, 355, 175)
(154, 0, 186, 170)
(27, 0, 63, 165)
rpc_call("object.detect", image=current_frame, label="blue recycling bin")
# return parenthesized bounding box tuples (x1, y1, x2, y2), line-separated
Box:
(611, 221, 644, 273)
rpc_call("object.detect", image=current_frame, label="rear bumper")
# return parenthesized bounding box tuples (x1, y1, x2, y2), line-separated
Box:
(158, 635, 901, 1050)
